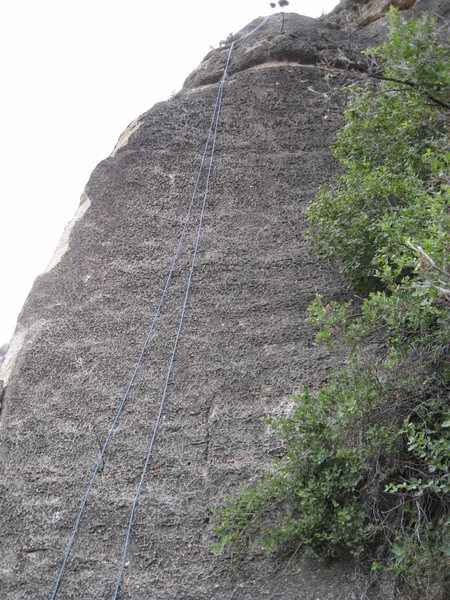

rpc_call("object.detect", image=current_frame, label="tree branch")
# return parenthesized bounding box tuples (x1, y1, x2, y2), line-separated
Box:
(370, 73, 450, 111)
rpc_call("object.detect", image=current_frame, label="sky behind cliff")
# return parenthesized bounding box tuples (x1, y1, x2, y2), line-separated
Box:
(0, 0, 339, 344)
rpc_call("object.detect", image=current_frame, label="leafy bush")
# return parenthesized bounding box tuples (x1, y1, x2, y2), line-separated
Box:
(211, 9, 449, 597)
(219, 32, 239, 47)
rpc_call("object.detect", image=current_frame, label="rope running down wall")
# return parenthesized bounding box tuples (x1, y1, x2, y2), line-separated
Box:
(50, 15, 269, 599)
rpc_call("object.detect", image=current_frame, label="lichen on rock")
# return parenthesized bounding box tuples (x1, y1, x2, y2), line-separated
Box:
(0, 3, 447, 599)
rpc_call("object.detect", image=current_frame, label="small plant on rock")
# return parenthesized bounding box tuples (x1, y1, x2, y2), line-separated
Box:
(211, 9, 449, 597)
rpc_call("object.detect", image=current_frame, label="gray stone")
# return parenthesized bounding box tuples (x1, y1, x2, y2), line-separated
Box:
(1, 4, 445, 599)
(325, 0, 450, 31)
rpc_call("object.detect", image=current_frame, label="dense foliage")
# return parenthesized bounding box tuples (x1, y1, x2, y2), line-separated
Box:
(211, 9, 449, 597)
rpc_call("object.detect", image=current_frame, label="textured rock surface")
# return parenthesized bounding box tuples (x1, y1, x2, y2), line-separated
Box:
(1, 4, 445, 599)
(0, 343, 8, 367)
(326, 0, 449, 30)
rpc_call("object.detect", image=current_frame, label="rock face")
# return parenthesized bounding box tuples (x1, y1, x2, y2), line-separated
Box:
(0, 4, 445, 599)
(326, 0, 449, 29)
(0, 343, 8, 367)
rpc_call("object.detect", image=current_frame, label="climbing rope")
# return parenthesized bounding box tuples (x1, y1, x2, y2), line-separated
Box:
(113, 63, 230, 600)
(50, 73, 225, 600)
(51, 14, 269, 599)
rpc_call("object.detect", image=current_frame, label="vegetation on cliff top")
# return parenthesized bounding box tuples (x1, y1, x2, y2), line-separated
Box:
(211, 9, 449, 597)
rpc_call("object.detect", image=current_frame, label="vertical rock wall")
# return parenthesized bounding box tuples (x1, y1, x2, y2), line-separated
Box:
(2, 5, 444, 598)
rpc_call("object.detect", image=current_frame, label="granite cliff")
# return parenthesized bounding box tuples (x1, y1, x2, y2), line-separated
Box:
(0, 2, 447, 598)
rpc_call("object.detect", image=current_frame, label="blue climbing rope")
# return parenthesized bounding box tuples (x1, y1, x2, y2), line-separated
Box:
(238, 14, 270, 40)
(50, 59, 225, 600)
(50, 14, 269, 599)
(113, 41, 234, 600)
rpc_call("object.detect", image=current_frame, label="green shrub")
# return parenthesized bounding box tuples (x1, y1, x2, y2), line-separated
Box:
(211, 9, 449, 596)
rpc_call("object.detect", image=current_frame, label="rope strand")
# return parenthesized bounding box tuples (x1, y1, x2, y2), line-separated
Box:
(50, 15, 269, 598)
(50, 54, 227, 600)
(113, 41, 234, 600)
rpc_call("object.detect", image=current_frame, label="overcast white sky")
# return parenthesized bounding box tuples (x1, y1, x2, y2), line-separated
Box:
(0, 0, 339, 345)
